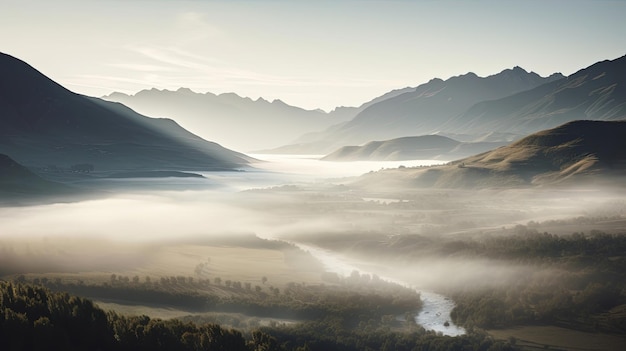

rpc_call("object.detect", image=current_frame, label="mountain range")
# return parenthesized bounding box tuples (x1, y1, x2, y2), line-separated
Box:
(266, 67, 565, 154)
(442, 55, 626, 135)
(0, 52, 251, 173)
(3, 51, 625, 195)
(103, 87, 413, 151)
(101, 55, 626, 164)
(356, 120, 626, 189)
(284, 55, 626, 160)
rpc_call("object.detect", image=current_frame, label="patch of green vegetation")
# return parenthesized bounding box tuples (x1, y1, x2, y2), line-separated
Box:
(0, 281, 519, 351)
(21, 272, 422, 328)
(443, 227, 626, 333)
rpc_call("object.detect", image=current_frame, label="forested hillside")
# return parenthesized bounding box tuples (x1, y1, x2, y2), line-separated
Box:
(0, 281, 518, 351)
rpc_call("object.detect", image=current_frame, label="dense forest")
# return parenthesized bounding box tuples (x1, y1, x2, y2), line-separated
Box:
(0, 281, 519, 351)
(28, 269, 422, 325)
(296, 216, 626, 335)
(448, 227, 626, 332)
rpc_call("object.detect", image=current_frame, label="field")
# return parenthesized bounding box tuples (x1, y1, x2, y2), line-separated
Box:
(6, 234, 327, 293)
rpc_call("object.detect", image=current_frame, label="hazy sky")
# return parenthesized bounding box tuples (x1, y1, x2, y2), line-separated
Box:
(2, 0, 624, 111)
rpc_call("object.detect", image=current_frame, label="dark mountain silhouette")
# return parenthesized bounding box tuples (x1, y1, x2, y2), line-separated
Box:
(444, 55, 626, 135)
(357, 120, 626, 188)
(267, 67, 563, 154)
(0, 52, 251, 172)
(0, 153, 75, 201)
(321, 135, 509, 161)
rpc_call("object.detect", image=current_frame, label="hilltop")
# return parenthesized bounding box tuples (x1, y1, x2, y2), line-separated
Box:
(322, 135, 508, 161)
(356, 120, 626, 189)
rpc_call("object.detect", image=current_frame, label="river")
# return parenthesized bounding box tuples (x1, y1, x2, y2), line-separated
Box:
(247, 155, 464, 336)
(79, 153, 464, 335)
(285, 242, 466, 336)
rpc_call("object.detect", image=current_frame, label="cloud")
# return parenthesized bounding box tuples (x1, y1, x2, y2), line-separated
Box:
(107, 63, 180, 72)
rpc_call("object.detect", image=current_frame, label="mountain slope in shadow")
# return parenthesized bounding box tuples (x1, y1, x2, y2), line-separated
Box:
(0, 153, 81, 204)
(0, 52, 251, 172)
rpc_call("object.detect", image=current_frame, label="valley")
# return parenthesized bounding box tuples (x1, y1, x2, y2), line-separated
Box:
(2, 154, 626, 350)
(1, 22, 625, 348)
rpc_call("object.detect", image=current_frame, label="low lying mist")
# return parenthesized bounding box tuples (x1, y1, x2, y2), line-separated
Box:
(2, 155, 625, 296)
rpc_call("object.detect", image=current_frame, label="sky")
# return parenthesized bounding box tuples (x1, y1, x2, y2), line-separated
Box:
(1, 0, 625, 111)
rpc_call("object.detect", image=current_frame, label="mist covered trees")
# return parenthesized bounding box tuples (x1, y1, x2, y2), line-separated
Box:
(0, 282, 515, 351)
(0, 281, 257, 351)
(448, 229, 626, 332)
(0, 281, 519, 351)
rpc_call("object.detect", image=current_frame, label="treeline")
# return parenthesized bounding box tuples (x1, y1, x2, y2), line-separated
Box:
(450, 279, 624, 332)
(448, 228, 626, 332)
(0, 281, 519, 351)
(473, 226, 626, 263)
(0, 281, 250, 351)
(343, 224, 626, 333)
(263, 324, 518, 351)
(28, 272, 422, 328)
(372, 223, 626, 263)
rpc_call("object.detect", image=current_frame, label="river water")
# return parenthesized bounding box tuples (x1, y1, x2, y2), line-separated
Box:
(79, 154, 464, 335)
(246, 155, 465, 336)
(285, 242, 465, 336)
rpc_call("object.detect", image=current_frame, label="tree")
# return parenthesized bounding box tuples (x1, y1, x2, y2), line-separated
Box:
(250, 330, 280, 351)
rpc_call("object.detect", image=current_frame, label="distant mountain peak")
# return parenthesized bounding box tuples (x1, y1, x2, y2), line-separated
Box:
(218, 92, 243, 99)
(271, 99, 288, 106)
(548, 72, 565, 80)
(103, 84, 358, 151)
(283, 62, 572, 153)
(176, 87, 195, 94)
(104, 91, 130, 99)
(449, 72, 479, 81)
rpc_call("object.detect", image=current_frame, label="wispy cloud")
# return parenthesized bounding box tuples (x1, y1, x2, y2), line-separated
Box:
(127, 45, 401, 89)
(65, 43, 408, 108)
(107, 63, 180, 72)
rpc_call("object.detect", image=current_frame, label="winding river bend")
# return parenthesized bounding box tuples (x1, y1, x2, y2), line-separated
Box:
(246, 155, 464, 335)
(290, 242, 466, 336)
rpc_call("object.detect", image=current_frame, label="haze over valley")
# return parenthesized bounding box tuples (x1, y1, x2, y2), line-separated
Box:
(2, 1, 626, 350)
